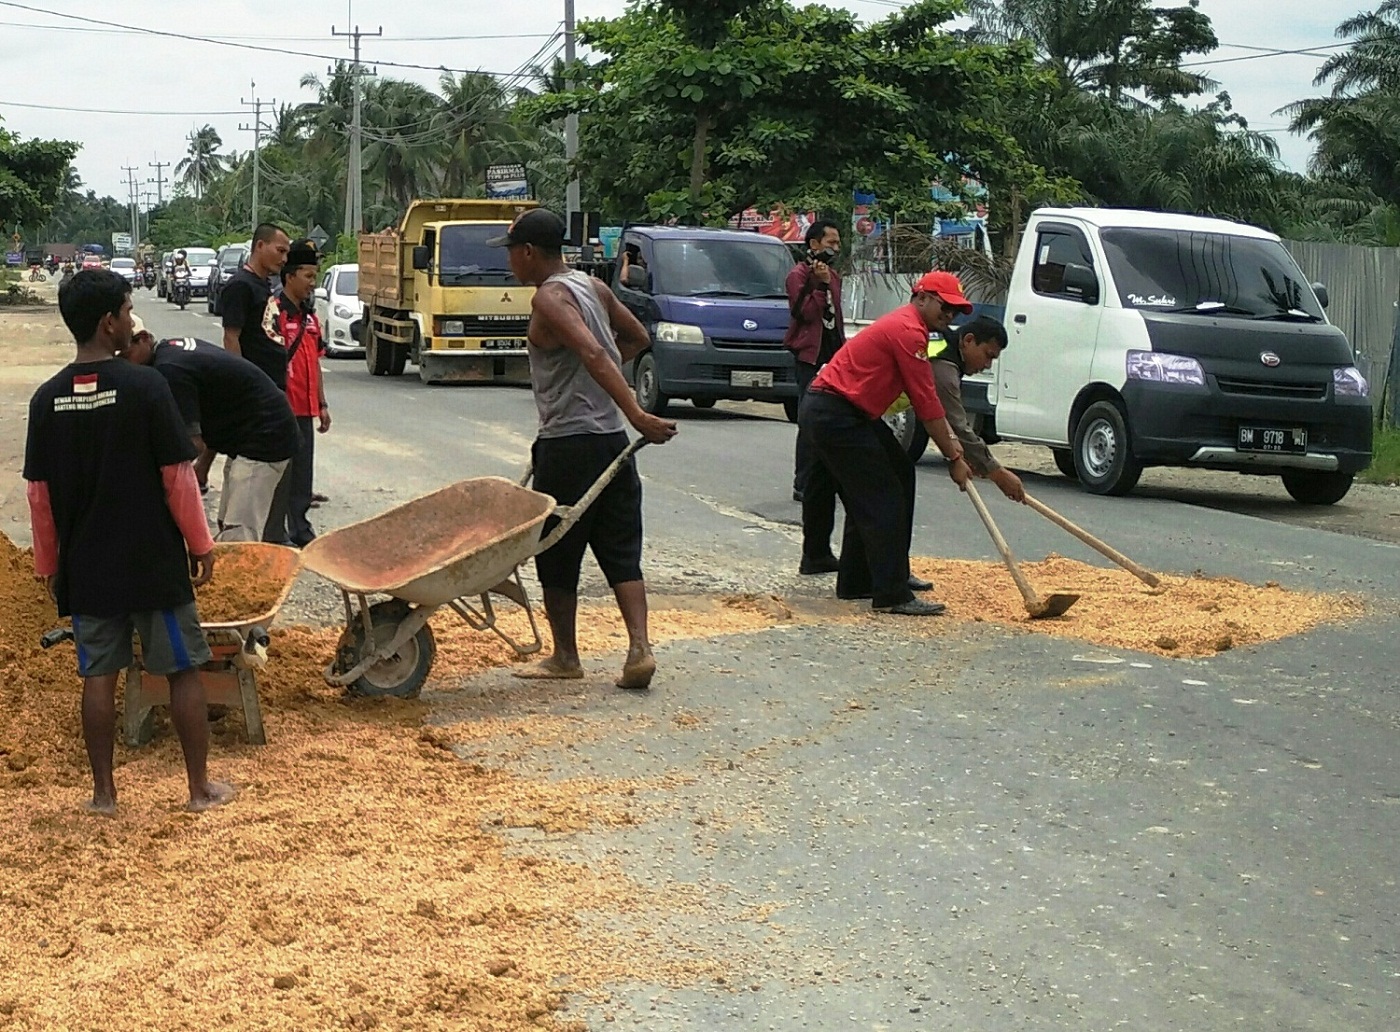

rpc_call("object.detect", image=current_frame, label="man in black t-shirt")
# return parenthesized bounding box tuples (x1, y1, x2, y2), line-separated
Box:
(121, 320, 298, 543)
(220, 222, 290, 388)
(24, 270, 234, 816)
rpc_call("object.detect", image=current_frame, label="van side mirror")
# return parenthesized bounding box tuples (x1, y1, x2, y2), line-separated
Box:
(411, 245, 431, 271)
(1311, 281, 1328, 310)
(623, 265, 650, 291)
(314, 287, 328, 302)
(207, 259, 218, 268)
(1062, 262, 1099, 304)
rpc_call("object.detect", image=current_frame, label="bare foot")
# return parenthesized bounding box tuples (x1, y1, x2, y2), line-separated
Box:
(615, 647, 656, 690)
(187, 781, 237, 813)
(83, 797, 117, 818)
(512, 657, 584, 680)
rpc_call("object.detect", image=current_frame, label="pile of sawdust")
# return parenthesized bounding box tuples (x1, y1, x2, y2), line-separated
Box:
(195, 545, 293, 624)
(0, 533, 781, 1032)
(910, 554, 1360, 657)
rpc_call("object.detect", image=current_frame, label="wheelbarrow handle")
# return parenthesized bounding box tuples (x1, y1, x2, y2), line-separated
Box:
(535, 437, 649, 553)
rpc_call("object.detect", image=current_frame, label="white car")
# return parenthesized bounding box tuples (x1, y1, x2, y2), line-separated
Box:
(315, 263, 365, 356)
(110, 257, 137, 285)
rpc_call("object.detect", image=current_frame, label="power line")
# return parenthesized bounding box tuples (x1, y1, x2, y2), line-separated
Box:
(0, 2, 560, 78)
(0, 20, 557, 42)
(0, 99, 245, 115)
(1181, 43, 1349, 68)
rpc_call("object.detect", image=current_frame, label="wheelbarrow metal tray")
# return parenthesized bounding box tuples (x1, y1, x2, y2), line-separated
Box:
(199, 542, 302, 634)
(299, 477, 556, 607)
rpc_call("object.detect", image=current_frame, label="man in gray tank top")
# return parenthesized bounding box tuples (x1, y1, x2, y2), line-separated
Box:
(489, 210, 677, 689)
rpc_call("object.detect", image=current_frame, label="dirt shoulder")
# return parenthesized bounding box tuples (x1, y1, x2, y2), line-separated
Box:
(0, 305, 70, 540)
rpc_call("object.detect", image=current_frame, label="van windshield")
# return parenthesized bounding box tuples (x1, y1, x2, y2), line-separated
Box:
(1100, 228, 1324, 320)
(651, 237, 793, 298)
(438, 224, 518, 285)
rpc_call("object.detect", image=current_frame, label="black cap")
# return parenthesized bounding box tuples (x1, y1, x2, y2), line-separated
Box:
(285, 238, 319, 269)
(486, 209, 567, 248)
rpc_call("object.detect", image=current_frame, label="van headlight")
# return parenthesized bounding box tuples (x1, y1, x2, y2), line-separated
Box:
(1126, 350, 1205, 386)
(655, 321, 705, 344)
(1334, 366, 1369, 398)
(333, 304, 354, 319)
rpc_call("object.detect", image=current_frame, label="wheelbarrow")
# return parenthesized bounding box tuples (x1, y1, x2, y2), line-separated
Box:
(299, 439, 646, 699)
(40, 542, 302, 746)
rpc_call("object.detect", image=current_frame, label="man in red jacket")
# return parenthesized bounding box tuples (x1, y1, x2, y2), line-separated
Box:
(799, 271, 973, 616)
(272, 240, 331, 548)
(783, 220, 845, 569)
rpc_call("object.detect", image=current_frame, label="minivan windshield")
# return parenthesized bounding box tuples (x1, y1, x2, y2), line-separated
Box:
(651, 237, 794, 298)
(183, 248, 216, 266)
(1100, 228, 1324, 320)
(438, 224, 517, 285)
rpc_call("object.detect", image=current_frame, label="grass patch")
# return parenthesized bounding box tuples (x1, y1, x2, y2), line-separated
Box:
(1361, 425, 1400, 485)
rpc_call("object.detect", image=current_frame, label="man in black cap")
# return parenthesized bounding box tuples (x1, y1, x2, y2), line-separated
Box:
(489, 209, 677, 690)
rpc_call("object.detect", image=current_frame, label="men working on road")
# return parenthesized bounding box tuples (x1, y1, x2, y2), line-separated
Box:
(491, 209, 678, 689)
(120, 318, 299, 543)
(784, 220, 846, 573)
(929, 315, 1025, 503)
(24, 270, 234, 815)
(800, 270, 973, 616)
(220, 223, 292, 388)
(272, 240, 331, 548)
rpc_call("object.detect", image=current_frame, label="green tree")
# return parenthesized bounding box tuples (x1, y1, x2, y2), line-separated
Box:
(174, 126, 228, 200)
(528, 0, 1063, 225)
(0, 117, 78, 235)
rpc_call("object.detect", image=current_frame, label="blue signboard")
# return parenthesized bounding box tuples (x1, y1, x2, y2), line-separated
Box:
(4, 252, 24, 266)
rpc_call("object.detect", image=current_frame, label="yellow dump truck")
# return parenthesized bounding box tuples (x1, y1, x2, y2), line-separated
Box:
(358, 198, 538, 384)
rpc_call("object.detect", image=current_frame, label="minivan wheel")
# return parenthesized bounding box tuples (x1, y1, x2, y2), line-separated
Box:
(692, 397, 716, 410)
(1281, 470, 1353, 506)
(882, 408, 930, 462)
(782, 397, 799, 423)
(1052, 448, 1079, 480)
(635, 352, 669, 415)
(1073, 400, 1142, 496)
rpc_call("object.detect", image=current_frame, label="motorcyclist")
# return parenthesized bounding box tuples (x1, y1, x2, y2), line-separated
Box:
(171, 250, 192, 302)
(59, 262, 75, 287)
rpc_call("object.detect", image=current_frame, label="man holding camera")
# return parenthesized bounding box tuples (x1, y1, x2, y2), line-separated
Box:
(785, 220, 846, 570)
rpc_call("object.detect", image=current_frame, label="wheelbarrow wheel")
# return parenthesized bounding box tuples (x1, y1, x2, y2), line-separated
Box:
(339, 600, 436, 699)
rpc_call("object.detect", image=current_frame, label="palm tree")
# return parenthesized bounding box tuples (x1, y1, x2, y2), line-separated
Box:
(174, 126, 227, 200)
(436, 70, 529, 197)
(359, 79, 447, 214)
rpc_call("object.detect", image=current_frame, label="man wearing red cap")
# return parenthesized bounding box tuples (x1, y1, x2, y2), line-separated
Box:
(799, 270, 973, 616)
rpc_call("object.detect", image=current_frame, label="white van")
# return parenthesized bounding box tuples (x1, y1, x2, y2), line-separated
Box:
(981, 208, 1373, 504)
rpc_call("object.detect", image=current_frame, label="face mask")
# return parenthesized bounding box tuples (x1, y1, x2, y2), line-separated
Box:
(811, 248, 839, 265)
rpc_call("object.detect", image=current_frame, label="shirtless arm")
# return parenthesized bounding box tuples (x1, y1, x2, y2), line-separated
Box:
(531, 282, 677, 444)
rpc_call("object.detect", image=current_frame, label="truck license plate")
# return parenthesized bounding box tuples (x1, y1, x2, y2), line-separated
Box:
(1237, 426, 1306, 454)
(730, 370, 773, 388)
(481, 339, 523, 351)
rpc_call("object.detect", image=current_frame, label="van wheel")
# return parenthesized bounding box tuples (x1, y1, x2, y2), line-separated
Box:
(782, 397, 799, 423)
(883, 408, 929, 462)
(635, 352, 669, 415)
(1052, 449, 1079, 480)
(1073, 401, 1142, 496)
(1281, 470, 1353, 505)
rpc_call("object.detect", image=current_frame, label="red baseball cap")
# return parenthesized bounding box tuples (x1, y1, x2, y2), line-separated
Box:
(911, 270, 974, 314)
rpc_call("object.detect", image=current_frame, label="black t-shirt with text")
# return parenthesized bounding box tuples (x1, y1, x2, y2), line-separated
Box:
(220, 266, 287, 388)
(23, 360, 196, 617)
(152, 338, 298, 463)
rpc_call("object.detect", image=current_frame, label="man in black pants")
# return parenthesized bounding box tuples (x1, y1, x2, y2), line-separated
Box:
(800, 271, 974, 616)
(784, 222, 846, 573)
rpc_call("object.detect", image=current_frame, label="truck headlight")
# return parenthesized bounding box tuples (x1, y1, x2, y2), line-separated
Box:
(436, 318, 465, 336)
(655, 321, 705, 344)
(1126, 350, 1205, 386)
(333, 304, 353, 319)
(1333, 366, 1369, 398)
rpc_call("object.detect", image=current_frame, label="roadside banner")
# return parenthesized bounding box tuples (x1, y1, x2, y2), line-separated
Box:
(485, 163, 531, 200)
(4, 252, 23, 266)
(729, 207, 815, 241)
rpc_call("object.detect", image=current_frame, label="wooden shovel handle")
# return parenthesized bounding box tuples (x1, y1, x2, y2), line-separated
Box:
(966, 480, 1043, 613)
(1022, 492, 1161, 588)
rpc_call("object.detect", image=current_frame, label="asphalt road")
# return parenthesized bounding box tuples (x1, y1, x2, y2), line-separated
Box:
(139, 296, 1400, 1030)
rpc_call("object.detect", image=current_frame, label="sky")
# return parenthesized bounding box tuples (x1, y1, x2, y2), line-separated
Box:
(0, 0, 1364, 208)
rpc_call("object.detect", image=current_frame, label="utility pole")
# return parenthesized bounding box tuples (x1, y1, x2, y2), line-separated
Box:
(147, 158, 169, 206)
(239, 81, 274, 233)
(122, 164, 140, 250)
(564, 0, 580, 226)
(332, 23, 381, 235)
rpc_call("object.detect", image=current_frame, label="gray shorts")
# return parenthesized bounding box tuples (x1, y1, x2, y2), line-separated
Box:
(71, 603, 212, 678)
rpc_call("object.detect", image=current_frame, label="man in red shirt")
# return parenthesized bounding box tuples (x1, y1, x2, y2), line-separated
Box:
(800, 271, 973, 616)
(273, 240, 331, 548)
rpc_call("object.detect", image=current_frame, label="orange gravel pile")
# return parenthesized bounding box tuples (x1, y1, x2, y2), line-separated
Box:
(194, 545, 292, 624)
(0, 534, 779, 1032)
(910, 554, 1360, 656)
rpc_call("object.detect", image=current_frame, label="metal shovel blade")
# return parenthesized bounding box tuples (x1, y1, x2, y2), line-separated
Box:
(1030, 592, 1081, 619)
